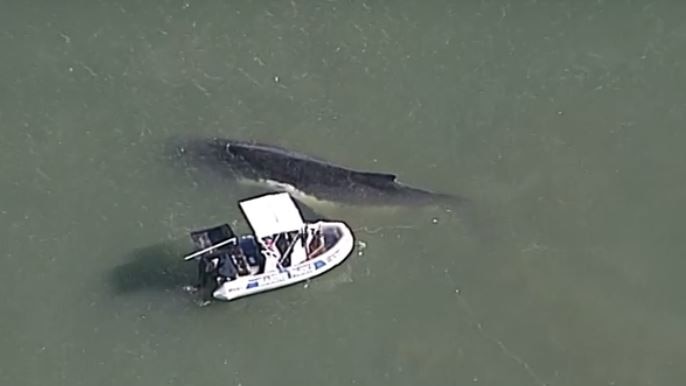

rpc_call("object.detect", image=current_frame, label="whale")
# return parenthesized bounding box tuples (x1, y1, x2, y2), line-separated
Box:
(174, 137, 466, 208)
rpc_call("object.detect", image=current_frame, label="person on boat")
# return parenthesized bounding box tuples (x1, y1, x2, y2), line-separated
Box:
(197, 254, 217, 290)
(195, 254, 223, 301)
(262, 236, 280, 259)
(263, 237, 275, 251)
(215, 253, 237, 284)
(307, 228, 325, 258)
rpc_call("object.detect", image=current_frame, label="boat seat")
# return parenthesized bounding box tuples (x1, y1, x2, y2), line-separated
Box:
(228, 244, 250, 276)
(239, 236, 266, 272)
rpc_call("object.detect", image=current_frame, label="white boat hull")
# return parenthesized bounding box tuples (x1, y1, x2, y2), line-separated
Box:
(211, 221, 355, 301)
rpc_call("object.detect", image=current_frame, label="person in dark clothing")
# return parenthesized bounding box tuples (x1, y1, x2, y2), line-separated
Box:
(195, 254, 221, 301)
(216, 253, 237, 283)
(197, 255, 217, 289)
(194, 252, 238, 301)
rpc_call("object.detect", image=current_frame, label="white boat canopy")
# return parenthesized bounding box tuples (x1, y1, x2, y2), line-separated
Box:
(238, 192, 305, 238)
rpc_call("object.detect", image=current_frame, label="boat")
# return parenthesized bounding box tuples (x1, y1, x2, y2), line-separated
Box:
(183, 192, 356, 301)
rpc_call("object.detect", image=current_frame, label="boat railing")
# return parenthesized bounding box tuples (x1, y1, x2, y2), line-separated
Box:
(183, 237, 236, 261)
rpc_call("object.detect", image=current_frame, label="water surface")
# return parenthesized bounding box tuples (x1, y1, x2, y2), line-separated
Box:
(1, 1, 685, 385)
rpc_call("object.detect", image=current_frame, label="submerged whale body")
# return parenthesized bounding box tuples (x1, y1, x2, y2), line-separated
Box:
(177, 137, 465, 207)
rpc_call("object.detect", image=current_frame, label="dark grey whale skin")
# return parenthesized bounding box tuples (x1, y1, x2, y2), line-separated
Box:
(174, 137, 466, 208)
